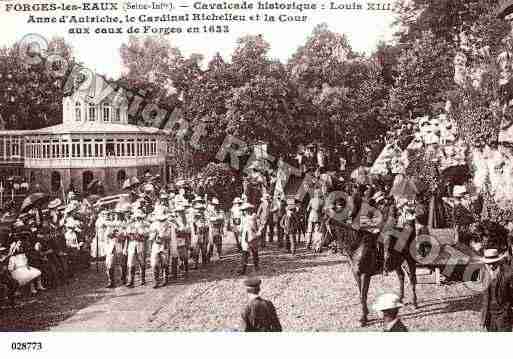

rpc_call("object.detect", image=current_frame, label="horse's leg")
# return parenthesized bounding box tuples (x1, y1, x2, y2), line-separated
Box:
(360, 273, 371, 327)
(407, 258, 418, 309)
(395, 265, 405, 303)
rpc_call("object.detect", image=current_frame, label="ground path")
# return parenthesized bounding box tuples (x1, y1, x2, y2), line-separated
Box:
(0, 234, 484, 331)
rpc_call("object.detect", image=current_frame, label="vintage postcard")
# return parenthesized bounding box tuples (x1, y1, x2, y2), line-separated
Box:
(0, 0, 512, 356)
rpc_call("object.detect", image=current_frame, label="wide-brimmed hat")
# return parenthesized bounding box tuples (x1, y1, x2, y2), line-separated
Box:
(233, 197, 243, 204)
(48, 198, 62, 210)
(482, 249, 508, 264)
(373, 293, 404, 312)
(160, 192, 169, 199)
(240, 203, 254, 211)
(211, 198, 220, 205)
(453, 185, 468, 198)
(193, 196, 204, 203)
(194, 203, 206, 210)
(261, 193, 271, 200)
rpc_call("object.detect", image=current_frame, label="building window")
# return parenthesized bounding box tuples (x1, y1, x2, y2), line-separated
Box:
(51, 171, 61, 192)
(151, 139, 157, 155)
(61, 140, 69, 158)
(52, 140, 59, 158)
(94, 139, 103, 157)
(72, 139, 80, 158)
(103, 102, 111, 122)
(137, 139, 142, 156)
(88, 103, 96, 122)
(127, 139, 135, 156)
(106, 139, 115, 156)
(75, 102, 82, 122)
(144, 139, 149, 156)
(114, 108, 121, 122)
(83, 139, 92, 157)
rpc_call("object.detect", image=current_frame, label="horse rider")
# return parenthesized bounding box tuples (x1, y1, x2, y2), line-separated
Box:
(125, 209, 148, 288)
(306, 189, 324, 250)
(207, 197, 225, 261)
(104, 209, 128, 288)
(148, 212, 172, 289)
(230, 197, 243, 251)
(238, 202, 259, 275)
(191, 200, 209, 267)
(257, 193, 272, 248)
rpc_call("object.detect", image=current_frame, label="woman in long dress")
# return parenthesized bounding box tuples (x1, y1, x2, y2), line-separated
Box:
(8, 240, 46, 295)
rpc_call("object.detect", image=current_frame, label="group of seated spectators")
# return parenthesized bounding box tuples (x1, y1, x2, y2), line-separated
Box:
(0, 201, 92, 308)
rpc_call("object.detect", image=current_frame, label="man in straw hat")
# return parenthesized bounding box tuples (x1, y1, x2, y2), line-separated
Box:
(373, 292, 408, 332)
(125, 210, 148, 288)
(281, 199, 299, 255)
(241, 278, 282, 332)
(230, 197, 243, 251)
(238, 202, 259, 275)
(207, 198, 225, 261)
(148, 212, 172, 289)
(104, 208, 128, 288)
(257, 193, 273, 248)
(191, 202, 209, 268)
(306, 189, 324, 250)
(480, 248, 513, 331)
(171, 204, 190, 279)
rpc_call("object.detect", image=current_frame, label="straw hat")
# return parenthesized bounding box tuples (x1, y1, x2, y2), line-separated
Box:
(211, 198, 220, 205)
(48, 198, 62, 210)
(482, 249, 508, 264)
(240, 203, 254, 211)
(453, 185, 468, 198)
(373, 293, 404, 312)
(233, 197, 243, 204)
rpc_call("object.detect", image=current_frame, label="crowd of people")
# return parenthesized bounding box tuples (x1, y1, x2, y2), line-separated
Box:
(1, 139, 513, 331)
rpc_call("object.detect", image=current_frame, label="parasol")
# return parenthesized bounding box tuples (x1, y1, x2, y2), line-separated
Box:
(20, 192, 50, 213)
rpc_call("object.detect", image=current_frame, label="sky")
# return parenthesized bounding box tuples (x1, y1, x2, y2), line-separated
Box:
(0, 0, 398, 78)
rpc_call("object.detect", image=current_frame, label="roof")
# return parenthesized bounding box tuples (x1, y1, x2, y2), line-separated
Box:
(29, 122, 166, 135)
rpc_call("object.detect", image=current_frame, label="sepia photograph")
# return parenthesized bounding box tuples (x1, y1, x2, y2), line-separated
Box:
(0, 1, 513, 353)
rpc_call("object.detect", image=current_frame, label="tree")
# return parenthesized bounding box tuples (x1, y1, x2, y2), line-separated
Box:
(119, 35, 182, 125)
(289, 23, 389, 163)
(0, 37, 76, 130)
(388, 31, 456, 120)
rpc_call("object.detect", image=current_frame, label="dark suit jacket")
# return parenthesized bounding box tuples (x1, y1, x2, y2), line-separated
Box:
(481, 263, 513, 331)
(242, 297, 282, 332)
(384, 318, 408, 332)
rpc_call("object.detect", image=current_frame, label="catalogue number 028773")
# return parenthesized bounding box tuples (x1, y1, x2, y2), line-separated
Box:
(11, 342, 43, 351)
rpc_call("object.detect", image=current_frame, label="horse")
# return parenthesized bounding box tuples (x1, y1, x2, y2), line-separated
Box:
(326, 195, 418, 327)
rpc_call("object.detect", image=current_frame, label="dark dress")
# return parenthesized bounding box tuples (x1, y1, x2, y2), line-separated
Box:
(481, 263, 513, 332)
(242, 297, 282, 332)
